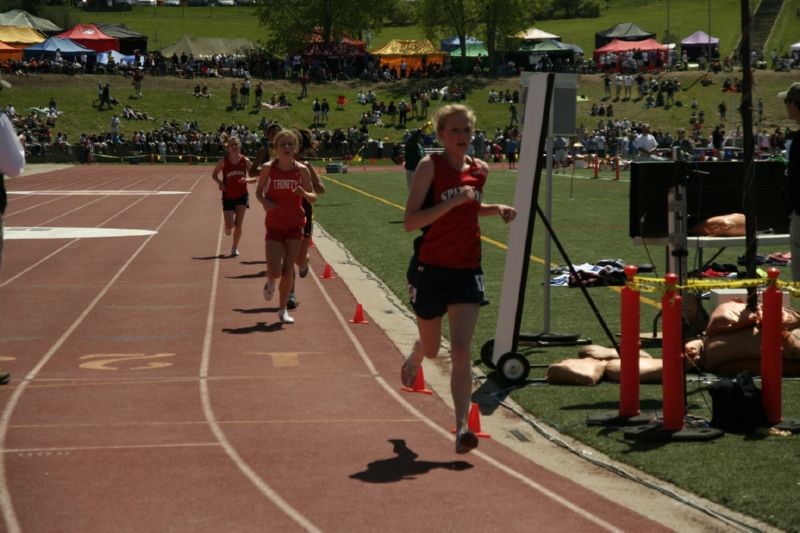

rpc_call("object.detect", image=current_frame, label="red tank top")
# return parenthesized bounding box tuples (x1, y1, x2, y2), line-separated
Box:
(264, 162, 306, 230)
(416, 154, 486, 269)
(222, 154, 248, 199)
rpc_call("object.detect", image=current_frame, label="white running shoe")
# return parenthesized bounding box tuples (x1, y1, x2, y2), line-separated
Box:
(231, 247, 239, 257)
(263, 279, 276, 301)
(277, 308, 295, 324)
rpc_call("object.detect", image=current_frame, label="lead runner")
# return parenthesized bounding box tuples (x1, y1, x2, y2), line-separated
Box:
(402, 104, 517, 454)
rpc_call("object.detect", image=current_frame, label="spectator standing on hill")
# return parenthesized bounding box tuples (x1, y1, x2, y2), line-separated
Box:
(603, 74, 611, 98)
(509, 102, 518, 127)
(404, 128, 425, 190)
(506, 135, 518, 169)
(779, 82, 800, 280)
(402, 104, 516, 454)
(255, 82, 263, 110)
(718, 101, 727, 123)
(230, 83, 238, 110)
(312, 98, 321, 126)
(133, 68, 144, 98)
(712, 125, 725, 152)
(321, 98, 329, 125)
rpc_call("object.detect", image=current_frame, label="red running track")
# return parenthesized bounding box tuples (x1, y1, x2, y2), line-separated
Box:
(0, 165, 720, 532)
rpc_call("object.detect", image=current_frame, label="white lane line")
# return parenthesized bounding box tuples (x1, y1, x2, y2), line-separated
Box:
(198, 217, 322, 533)
(310, 271, 624, 533)
(0, 175, 181, 289)
(4, 227, 157, 240)
(5, 174, 140, 214)
(7, 176, 153, 226)
(10, 190, 189, 196)
(4, 442, 220, 454)
(0, 174, 203, 533)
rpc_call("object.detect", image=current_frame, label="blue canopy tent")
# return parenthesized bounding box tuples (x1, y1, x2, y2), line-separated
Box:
(23, 36, 96, 63)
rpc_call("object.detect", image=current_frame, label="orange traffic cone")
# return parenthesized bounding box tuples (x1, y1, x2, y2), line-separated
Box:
(402, 365, 432, 395)
(322, 264, 335, 279)
(451, 403, 491, 438)
(348, 303, 368, 324)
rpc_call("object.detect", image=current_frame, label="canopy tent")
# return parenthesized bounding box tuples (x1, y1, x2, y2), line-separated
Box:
(56, 24, 118, 53)
(593, 37, 667, 68)
(521, 38, 583, 55)
(514, 27, 561, 41)
(0, 41, 23, 61)
(370, 39, 448, 71)
(97, 49, 143, 66)
(23, 37, 97, 61)
(299, 40, 366, 57)
(595, 22, 655, 49)
(0, 26, 45, 48)
(0, 9, 62, 35)
(160, 36, 255, 59)
(93, 23, 147, 55)
(680, 30, 719, 59)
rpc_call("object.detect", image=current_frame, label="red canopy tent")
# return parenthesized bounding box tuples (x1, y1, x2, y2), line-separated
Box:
(56, 24, 118, 53)
(593, 37, 667, 71)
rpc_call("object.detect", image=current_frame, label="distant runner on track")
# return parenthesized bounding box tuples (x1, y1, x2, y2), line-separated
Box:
(212, 136, 256, 258)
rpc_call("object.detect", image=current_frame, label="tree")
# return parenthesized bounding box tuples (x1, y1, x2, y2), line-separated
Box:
(416, 0, 546, 73)
(477, 0, 544, 71)
(255, 0, 393, 56)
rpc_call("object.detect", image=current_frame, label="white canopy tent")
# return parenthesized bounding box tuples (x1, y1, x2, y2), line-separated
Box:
(514, 27, 561, 41)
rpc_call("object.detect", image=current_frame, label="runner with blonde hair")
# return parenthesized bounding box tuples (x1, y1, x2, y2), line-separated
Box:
(403, 104, 517, 453)
(211, 136, 256, 257)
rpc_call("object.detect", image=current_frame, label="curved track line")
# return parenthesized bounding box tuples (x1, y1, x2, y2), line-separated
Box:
(0, 175, 181, 289)
(0, 175, 202, 533)
(197, 218, 322, 533)
(309, 270, 624, 533)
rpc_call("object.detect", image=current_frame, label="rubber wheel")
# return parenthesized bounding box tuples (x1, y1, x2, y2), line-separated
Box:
(480, 339, 495, 368)
(497, 352, 530, 384)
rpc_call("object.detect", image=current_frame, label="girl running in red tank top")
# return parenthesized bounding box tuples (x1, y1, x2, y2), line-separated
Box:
(403, 104, 517, 454)
(256, 129, 316, 325)
(211, 136, 255, 257)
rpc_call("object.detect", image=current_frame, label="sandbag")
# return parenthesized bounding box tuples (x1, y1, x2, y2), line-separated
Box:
(604, 358, 663, 383)
(546, 358, 606, 386)
(689, 213, 745, 236)
(757, 306, 800, 331)
(578, 344, 652, 360)
(703, 327, 762, 370)
(705, 301, 757, 336)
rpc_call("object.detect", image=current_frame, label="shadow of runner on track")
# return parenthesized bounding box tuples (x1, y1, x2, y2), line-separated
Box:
(349, 440, 473, 483)
(192, 255, 227, 260)
(222, 322, 284, 334)
(233, 307, 280, 314)
(227, 271, 266, 279)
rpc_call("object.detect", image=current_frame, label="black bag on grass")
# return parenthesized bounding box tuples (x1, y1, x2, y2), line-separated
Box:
(709, 371, 768, 433)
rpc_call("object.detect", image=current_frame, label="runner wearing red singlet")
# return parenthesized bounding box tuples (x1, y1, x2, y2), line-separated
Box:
(285, 128, 326, 309)
(256, 129, 316, 324)
(211, 136, 255, 257)
(403, 104, 517, 454)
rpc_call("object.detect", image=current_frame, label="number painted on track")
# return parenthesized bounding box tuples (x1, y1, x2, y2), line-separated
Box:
(78, 353, 175, 371)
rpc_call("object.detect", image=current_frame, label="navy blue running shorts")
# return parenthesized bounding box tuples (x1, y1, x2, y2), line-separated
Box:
(407, 257, 484, 320)
(222, 194, 249, 212)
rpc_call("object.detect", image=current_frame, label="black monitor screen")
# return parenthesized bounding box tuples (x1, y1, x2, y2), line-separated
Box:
(629, 160, 789, 238)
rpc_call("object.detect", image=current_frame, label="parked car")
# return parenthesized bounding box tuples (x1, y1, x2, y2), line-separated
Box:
(163, 0, 181, 5)
(216, 0, 235, 5)
(137, 0, 156, 5)
(187, 0, 210, 5)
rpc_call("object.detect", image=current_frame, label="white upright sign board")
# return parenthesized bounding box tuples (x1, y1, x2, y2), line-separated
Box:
(491, 73, 553, 365)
